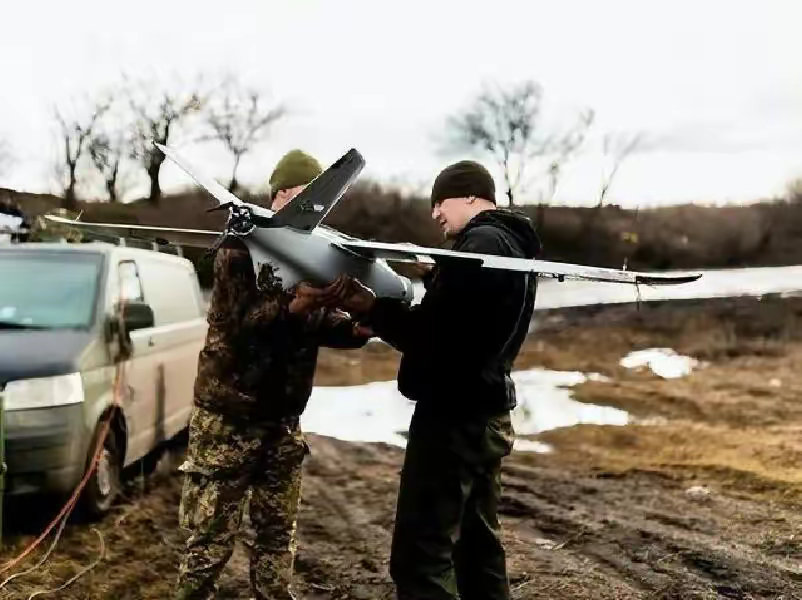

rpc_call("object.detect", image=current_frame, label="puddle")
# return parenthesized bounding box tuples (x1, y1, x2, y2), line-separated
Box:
(302, 368, 629, 453)
(620, 348, 701, 378)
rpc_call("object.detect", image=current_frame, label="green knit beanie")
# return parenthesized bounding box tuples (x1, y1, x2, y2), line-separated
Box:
(431, 160, 496, 207)
(269, 149, 323, 195)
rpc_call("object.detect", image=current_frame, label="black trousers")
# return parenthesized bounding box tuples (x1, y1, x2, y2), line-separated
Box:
(390, 407, 514, 600)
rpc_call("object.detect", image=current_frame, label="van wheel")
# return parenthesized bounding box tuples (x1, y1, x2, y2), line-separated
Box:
(79, 425, 122, 519)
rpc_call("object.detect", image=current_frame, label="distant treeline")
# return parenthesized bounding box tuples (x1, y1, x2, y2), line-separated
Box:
(4, 182, 802, 288)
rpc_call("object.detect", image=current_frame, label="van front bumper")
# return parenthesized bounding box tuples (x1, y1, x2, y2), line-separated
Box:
(4, 404, 87, 496)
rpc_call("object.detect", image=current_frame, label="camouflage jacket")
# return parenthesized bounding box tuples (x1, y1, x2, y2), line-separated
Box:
(193, 242, 366, 422)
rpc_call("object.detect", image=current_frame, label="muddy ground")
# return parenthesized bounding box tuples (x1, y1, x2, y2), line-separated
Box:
(1, 295, 802, 599)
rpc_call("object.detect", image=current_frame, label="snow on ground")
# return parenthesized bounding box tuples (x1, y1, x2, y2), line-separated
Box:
(620, 348, 703, 378)
(302, 368, 629, 452)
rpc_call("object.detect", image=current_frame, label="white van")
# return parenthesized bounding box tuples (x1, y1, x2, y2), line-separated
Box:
(0, 243, 207, 515)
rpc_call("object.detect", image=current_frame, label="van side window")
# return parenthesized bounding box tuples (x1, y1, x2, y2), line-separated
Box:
(118, 260, 144, 302)
(139, 261, 202, 325)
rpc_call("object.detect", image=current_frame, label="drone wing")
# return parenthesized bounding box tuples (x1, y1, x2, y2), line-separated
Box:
(44, 215, 221, 248)
(337, 239, 702, 285)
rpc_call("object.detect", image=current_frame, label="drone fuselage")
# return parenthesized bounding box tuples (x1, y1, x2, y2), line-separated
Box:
(243, 224, 415, 302)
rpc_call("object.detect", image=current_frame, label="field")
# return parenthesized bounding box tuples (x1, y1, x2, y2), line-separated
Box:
(1, 296, 801, 599)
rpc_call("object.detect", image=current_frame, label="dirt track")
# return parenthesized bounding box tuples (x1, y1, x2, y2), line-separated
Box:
(1, 296, 802, 599)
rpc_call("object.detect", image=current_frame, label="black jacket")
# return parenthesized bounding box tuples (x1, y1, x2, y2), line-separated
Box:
(368, 209, 541, 416)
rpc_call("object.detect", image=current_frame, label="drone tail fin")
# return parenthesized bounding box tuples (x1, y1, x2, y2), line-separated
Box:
(271, 149, 365, 232)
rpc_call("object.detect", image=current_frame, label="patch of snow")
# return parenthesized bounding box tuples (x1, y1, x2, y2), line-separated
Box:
(534, 537, 559, 550)
(0, 214, 23, 231)
(303, 367, 630, 448)
(511, 369, 628, 434)
(514, 439, 553, 454)
(535, 266, 802, 309)
(685, 485, 713, 502)
(302, 380, 415, 447)
(620, 348, 700, 378)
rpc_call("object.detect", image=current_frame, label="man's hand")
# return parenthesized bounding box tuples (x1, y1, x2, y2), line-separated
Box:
(329, 308, 374, 338)
(288, 276, 347, 315)
(288, 275, 377, 316)
(353, 322, 374, 338)
(335, 275, 376, 315)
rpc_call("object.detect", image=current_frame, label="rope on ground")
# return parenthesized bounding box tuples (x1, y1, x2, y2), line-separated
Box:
(0, 397, 117, 581)
(0, 409, 114, 582)
(0, 513, 69, 589)
(25, 528, 105, 600)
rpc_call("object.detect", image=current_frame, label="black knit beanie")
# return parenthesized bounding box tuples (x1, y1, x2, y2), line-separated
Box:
(431, 160, 496, 207)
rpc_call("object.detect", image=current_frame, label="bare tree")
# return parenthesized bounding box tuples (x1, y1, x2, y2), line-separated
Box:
(204, 79, 286, 192)
(597, 132, 643, 207)
(128, 84, 204, 203)
(541, 109, 596, 204)
(55, 101, 110, 209)
(446, 81, 594, 207)
(88, 130, 127, 202)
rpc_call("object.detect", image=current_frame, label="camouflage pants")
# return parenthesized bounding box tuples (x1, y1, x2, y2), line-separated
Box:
(175, 407, 308, 600)
(390, 408, 515, 600)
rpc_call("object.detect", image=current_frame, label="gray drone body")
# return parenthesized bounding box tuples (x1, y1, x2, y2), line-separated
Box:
(244, 226, 415, 301)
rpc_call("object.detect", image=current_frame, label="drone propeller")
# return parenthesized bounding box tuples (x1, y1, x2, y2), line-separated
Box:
(206, 202, 237, 214)
(203, 200, 279, 259)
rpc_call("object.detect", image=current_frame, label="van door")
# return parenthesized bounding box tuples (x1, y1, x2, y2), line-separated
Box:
(136, 258, 206, 443)
(115, 259, 159, 465)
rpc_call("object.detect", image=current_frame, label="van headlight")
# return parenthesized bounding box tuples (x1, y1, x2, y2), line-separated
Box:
(3, 373, 84, 410)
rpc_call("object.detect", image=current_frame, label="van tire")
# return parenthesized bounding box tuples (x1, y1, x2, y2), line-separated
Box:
(79, 423, 122, 519)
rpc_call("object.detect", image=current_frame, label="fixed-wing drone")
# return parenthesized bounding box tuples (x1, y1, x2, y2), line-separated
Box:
(46, 144, 701, 300)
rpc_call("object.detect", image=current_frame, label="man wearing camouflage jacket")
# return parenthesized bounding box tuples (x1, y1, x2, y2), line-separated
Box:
(175, 150, 369, 600)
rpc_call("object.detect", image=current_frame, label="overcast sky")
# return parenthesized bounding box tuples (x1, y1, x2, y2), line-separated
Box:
(2, 0, 801, 206)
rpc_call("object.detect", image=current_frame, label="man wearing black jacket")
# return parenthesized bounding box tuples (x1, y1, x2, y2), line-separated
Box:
(332, 160, 541, 600)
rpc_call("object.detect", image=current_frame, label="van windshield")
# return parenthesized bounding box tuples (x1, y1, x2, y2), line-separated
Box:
(0, 251, 102, 329)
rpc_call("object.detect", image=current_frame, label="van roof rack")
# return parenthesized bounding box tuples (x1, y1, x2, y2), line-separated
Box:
(85, 236, 184, 257)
